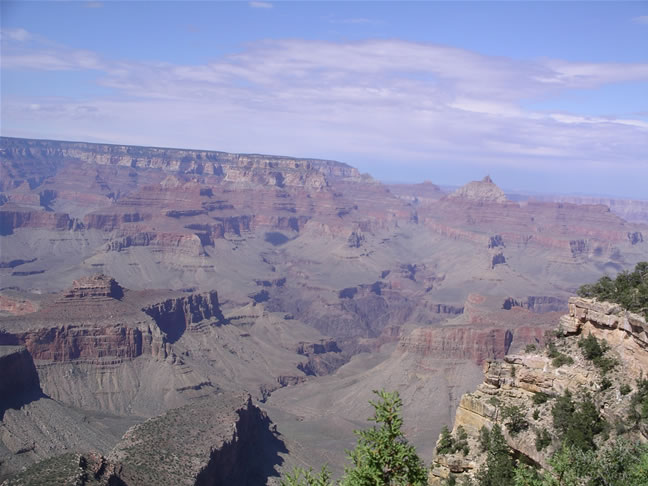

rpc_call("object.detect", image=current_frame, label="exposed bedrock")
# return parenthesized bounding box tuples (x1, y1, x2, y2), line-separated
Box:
(0, 137, 364, 187)
(142, 290, 224, 343)
(428, 298, 648, 485)
(0, 346, 43, 417)
(501, 295, 567, 313)
(0, 295, 38, 316)
(397, 327, 514, 365)
(0, 325, 145, 362)
(108, 394, 285, 486)
(0, 207, 77, 235)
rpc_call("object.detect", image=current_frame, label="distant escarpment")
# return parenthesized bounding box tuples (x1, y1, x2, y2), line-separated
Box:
(429, 296, 648, 485)
(2, 138, 646, 306)
(0, 136, 365, 189)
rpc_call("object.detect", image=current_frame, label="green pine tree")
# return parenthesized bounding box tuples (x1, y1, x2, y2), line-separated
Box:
(477, 424, 514, 486)
(340, 390, 428, 486)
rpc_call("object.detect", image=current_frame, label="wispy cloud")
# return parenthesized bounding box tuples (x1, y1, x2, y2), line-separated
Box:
(1, 27, 32, 42)
(632, 15, 648, 24)
(83, 2, 103, 8)
(2, 33, 647, 184)
(249, 1, 273, 9)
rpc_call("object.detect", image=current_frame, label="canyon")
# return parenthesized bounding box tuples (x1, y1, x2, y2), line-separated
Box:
(1, 137, 647, 484)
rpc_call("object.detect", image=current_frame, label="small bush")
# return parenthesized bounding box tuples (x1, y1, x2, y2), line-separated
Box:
(552, 354, 574, 368)
(478, 426, 490, 453)
(620, 383, 632, 396)
(533, 409, 540, 420)
(436, 425, 469, 455)
(579, 334, 617, 374)
(577, 262, 648, 320)
(525, 344, 537, 353)
(628, 377, 648, 426)
(436, 426, 455, 455)
(535, 428, 552, 451)
(578, 334, 606, 360)
(547, 341, 573, 367)
(600, 377, 612, 391)
(502, 405, 528, 436)
(532, 392, 551, 405)
(547, 341, 560, 359)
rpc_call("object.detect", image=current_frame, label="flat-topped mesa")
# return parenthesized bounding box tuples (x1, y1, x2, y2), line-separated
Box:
(446, 175, 508, 204)
(0, 137, 367, 188)
(61, 274, 124, 301)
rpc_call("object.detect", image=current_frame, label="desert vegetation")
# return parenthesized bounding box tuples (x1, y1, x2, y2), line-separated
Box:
(577, 261, 648, 319)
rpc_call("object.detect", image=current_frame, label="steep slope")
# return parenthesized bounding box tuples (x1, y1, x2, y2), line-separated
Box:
(429, 296, 648, 484)
(2, 393, 284, 486)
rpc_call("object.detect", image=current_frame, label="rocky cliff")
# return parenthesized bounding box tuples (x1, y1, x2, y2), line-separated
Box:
(0, 346, 42, 413)
(428, 296, 648, 485)
(0, 137, 364, 188)
(446, 176, 508, 204)
(2, 393, 284, 486)
(108, 394, 283, 486)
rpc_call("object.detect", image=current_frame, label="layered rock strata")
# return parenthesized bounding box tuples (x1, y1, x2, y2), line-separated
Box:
(428, 297, 648, 485)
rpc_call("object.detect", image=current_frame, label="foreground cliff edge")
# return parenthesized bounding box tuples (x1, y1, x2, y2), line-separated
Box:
(429, 294, 648, 485)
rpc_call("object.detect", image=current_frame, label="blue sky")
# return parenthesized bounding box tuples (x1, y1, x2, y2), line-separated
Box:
(1, 1, 647, 198)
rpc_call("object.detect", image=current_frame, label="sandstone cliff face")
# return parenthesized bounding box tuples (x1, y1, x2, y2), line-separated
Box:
(397, 327, 513, 365)
(0, 205, 77, 235)
(0, 137, 364, 188)
(142, 290, 223, 343)
(428, 297, 648, 485)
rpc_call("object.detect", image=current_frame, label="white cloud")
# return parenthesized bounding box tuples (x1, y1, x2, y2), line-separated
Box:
(1, 36, 647, 182)
(1, 28, 32, 42)
(632, 15, 648, 24)
(249, 1, 273, 9)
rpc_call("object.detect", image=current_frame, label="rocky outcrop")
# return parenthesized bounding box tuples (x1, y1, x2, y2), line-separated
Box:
(108, 394, 283, 486)
(397, 327, 513, 365)
(446, 176, 508, 204)
(62, 274, 124, 300)
(428, 297, 648, 485)
(558, 297, 648, 380)
(106, 231, 205, 256)
(1, 394, 283, 486)
(142, 290, 224, 343)
(0, 346, 42, 412)
(502, 296, 567, 313)
(0, 296, 37, 316)
(0, 206, 77, 235)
